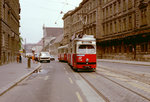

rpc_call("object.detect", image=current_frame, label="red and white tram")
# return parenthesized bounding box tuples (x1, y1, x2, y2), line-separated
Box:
(68, 34, 96, 71)
(58, 34, 96, 71)
(58, 44, 68, 62)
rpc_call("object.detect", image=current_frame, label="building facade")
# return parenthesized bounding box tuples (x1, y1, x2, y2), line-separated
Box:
(42, 26, 63, 51)
(63, 0, 150, 61)
(62, 0, 100, 45)
(0, 0, 21, 65)
(97, 0, 150, 61)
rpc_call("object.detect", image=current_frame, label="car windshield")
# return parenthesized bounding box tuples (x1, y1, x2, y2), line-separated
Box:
(78, 45, 96, 54)
(41, 52, 50, 56)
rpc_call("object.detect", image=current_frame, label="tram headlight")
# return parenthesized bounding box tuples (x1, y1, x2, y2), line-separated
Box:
(86, 58, 89, 63)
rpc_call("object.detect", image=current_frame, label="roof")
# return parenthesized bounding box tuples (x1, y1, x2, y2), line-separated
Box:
(53, 34, 64, 43)
(36, 39, 43, 46)
(43, 27, 63, 38)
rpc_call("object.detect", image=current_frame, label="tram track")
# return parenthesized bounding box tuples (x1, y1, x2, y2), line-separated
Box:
(95, 72, 150, 102)
(99, 67, 150, 85)
(78, 72, 110, 102)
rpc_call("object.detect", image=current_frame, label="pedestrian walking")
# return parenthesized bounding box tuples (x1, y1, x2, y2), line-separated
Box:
(17, 54, 19, 63)
(32, 55, 35, 63)
(19, 54, 22, 63)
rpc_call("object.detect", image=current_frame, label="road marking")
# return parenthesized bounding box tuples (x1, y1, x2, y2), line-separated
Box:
(69, 77, 73, 84)
(65, 71, 69, 75)
(44, 76, 49, 80)
(89, 74, 96, 79)
(49, 66, 53, 68)
(128, 81, 150, 93)
(76, 92, 83, 102)
(64, 67, 66, 70)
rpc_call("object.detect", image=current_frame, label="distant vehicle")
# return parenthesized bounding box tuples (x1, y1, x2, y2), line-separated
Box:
(39, 52, 51, 63)
(26, 53, 32, 59)
(50, 55, 55, 61)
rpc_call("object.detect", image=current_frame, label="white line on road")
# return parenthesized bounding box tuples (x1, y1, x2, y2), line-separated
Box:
(69, 77, 73, 84)
(44, 76, 49, 80)
(76, 92, 83, 102)
(65, 71, 69, 75)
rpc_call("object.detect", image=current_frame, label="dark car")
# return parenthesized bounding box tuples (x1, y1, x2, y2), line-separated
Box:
(50, 55, 55, 61)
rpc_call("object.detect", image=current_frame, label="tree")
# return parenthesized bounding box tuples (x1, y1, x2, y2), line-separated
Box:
(19, 36, 23, 50)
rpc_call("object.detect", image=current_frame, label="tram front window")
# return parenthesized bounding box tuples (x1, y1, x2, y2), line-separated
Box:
(78, 45, 96, 54)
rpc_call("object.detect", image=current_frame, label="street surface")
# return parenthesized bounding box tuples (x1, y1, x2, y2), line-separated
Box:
(0, 60, 150, 102)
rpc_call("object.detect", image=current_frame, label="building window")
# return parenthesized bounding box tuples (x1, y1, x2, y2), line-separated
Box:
(123, 18, 126, 31)
(114, 21, 117, 33)
(123, 0, 126, 11)
(118, 45, 121, 53)
(110, 22, 112, 34)
(110, 5, 112, 16)
(128, 0, 132, 9)
(124, 45, 127, 53)
(118, 1, 121, 12)
(128, 16, 132, 30)
(141, 43, 148, 52)
(114, 3, 116, 14)
(141, 8, 147, 26)
(129, 45, 133, 53)
(106, 7, 108, 18)
(106, 23, 108, 35)
(118, 19, 121, 32)
(2, 34, 5, 46)
(103, 25, 105, 35)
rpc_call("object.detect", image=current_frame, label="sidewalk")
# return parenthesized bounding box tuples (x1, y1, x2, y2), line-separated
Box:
(0, 58, 41, 96)
(98, 59, 150, 66)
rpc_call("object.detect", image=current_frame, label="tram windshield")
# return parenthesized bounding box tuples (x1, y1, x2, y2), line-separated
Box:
(78, 45, 96, 54)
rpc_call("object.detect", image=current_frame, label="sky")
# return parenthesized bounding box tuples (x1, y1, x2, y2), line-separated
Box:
(20, 0, 82, 44)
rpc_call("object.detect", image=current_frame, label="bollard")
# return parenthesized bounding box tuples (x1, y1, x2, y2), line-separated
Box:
(28, 58, 31, 68)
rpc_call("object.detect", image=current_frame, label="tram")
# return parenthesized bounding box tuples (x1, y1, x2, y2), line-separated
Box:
(58, 44, 68, 62)
(58, 34, 97, 71)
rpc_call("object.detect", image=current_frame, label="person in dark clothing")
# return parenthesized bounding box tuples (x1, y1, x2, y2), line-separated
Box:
(19, 54, 22, 63)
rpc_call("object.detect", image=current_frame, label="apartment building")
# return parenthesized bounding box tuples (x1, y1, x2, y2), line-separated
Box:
(63, 0, 150, 61)
(62, 0, 100, 45)
(0, 0, 21, 65)
(97, 0, 150, 61)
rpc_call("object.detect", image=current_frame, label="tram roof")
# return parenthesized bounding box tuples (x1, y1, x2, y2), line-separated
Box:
(58, 44, 68, 49)
(74, 35, 95, 41)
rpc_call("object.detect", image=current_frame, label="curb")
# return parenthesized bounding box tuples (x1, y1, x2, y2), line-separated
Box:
(97, 59, 150, 66)
(0, 63, 41, 96)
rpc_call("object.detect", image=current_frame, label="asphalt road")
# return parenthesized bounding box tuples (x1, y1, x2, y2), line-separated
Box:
(0, 61, 150, 102)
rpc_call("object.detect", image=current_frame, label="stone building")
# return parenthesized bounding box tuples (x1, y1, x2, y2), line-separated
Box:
(97, 0, 150, 61)
(42, 26, 63, 51)
(0, 0, 21, 65)
(62, 0, 101, 46)
(63, 0, 150, 61)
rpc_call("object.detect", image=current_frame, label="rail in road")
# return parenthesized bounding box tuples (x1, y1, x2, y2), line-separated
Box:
(95, 72, 150, 102)
(99, 66, 150, 86)
(78, 72, 110, 102)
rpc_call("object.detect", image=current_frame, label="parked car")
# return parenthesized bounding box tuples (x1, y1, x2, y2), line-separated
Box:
(50, 55, 55, 61)
(39, 52, 51, 63)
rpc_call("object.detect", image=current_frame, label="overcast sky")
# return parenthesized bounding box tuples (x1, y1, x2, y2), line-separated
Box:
(20, 0, 82, 44)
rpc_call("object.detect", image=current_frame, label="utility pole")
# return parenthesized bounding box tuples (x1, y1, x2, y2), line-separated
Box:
(24, 38, 26, 57)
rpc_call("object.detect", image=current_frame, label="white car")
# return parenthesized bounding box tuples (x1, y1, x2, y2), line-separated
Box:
(39, 52, 51, 63)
